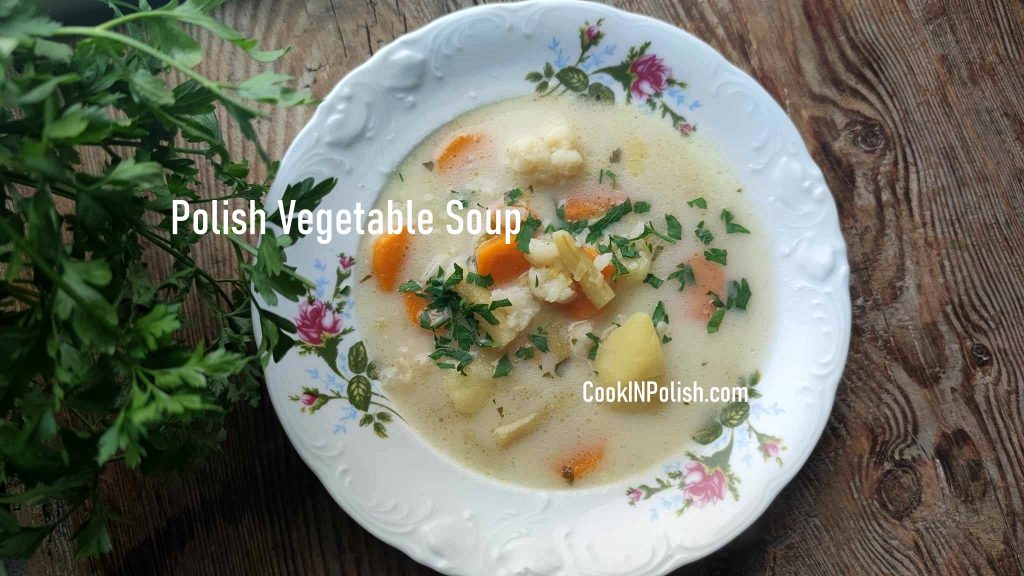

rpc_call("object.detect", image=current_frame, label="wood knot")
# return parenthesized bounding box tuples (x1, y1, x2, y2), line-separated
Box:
(874, 461, 922, 520)
(970, 342, 992, 367)
(844, 117, 886, 153)
(935, 428, 987, 504)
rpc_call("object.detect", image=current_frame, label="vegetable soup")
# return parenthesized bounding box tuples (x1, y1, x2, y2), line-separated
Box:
(353, 96, 774, 489)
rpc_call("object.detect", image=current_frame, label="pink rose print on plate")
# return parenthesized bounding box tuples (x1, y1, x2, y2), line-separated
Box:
(681, 462, 727, 507)
(339, 255, 355, 270)
(300, 392, 318, 406)
(629, 53, 671, 99)
(295, 300, 342, 346)
(626, 488, 643, 505)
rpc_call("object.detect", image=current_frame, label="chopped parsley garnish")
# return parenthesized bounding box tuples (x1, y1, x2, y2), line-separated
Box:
(399, 265, 508, 373)
(643, 273, 664, 288)
(516, 214, 543, 253)
(515, 346, 536, 360)
(466, 271, 494, 287)
(639, 221, 677, 244)
(665, 214, 682, 240)
(598, 168, 618, 188)
(707, 307, 726, 333)
(610, 253, 629, 280)
(585, 198, 633, 243)
(549, 204, 590, 235)
(728, 278, 751, 310)
(634, 201, 651, 214)
(609, 148, 622, 163)
(695, 220, 714, 245)
(705, 278, 752, 333)
(493, 355, 513, 378)
(687, 197, 707, 209)
(704, 247, 728, 265)
(661, 335, 673, 344)
(721, 208, 750, 234)
(652, 301, 669, 326)
(505, 187, 524, 205)
(609, 235, 639, 258)
(585, 332, 601, 361)
(422, 160, 435, 171)
(528, 327, 549, 353)
(667, 263, 695, 290)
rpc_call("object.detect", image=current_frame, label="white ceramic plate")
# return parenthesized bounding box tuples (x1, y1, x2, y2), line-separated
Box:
(257, 2, 850, 574)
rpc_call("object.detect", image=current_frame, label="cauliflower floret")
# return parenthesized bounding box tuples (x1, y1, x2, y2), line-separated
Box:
(550, 148, 584, 178)
(523, 238, 559, 267)
(528, 266, 577, 304)
(508, 136, 551, 175)
(543, 125, 579, 150)
(507, 125, 583, 184)
(491, 285, 540, 338)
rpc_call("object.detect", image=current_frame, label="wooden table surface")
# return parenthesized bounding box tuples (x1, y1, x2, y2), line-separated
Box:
(27, 0, 1024, 574)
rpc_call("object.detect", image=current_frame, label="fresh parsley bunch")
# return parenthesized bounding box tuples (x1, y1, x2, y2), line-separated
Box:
(0, 0, 332, 560)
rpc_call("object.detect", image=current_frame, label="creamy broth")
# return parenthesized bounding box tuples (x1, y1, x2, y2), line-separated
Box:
(353, 96, 774, 489)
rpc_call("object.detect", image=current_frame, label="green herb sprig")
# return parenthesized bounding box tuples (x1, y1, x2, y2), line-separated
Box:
(0, 0, 329, 561)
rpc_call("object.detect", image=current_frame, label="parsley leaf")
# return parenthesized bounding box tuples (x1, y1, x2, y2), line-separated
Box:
(704, 248, 728, 265)
(687, 197, 707, 209)
(643, 273, 664, 288)
(528, 327, 549, 353)
(493, 355, 513, 377)
(652, 301, 669, 325)
(585, 332, 601, 360)
(516, 214, 542, 253)
(695, 220, 714, 245)
(721, 208, 750, 234)
(585, 199, 632, 243)
(665, 214, 682, 240)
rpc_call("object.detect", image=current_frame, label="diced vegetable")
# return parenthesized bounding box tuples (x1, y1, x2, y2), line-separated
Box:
(523, 238, 559, 267)
(436, 133, 483, 172)
(528, 266, 576, 303)
(443, 363, 496, 414)
(477, 235, 531, 284)
(552, 231, 614, 309)
(582, 246, 615, 282)
(687, 252, 725, 320)
(493, 410, 546, 447)
(546, 321, 572, 362)
(455, 283, 540, 349)
(557, 441, 606, 484)
(372, 230, 410, 291)
(594, 313, 665, 394)
(563, 196, 621, 221)
(404, 292, 426, 325)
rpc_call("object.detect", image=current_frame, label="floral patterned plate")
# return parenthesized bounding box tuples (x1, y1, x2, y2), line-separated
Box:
(256, 1, 850, 574)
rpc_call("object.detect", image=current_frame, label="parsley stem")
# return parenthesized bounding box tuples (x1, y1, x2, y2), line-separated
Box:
(135, 227, 235, 306)
(0, 219, 120, 335)
(225, 232, 315, 290)
(52, 27, 264, 119)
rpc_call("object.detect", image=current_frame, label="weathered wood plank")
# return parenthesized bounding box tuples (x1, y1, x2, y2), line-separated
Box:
(23, 1, 1024, 574)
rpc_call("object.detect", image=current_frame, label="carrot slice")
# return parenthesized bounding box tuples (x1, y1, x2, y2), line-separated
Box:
(687, 252, 726, 320)
(436, 133, 483, 172)
(404, 292, 426, 326)
(562, 196, 621, 221)
(560, 285, 603, 319)
(476, 235, 531, 284)
(372, 230, 410, 291)
(557, 441, 607, 484)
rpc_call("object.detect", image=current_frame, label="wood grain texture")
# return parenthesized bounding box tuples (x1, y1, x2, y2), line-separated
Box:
(24, 0, 1024, 574)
